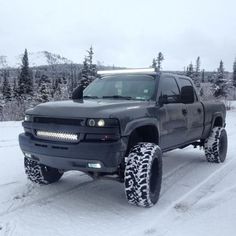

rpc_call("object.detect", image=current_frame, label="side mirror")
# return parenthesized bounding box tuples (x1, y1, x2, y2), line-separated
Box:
(158, 95, 168, 106)
(72, 85, 84, 100)
(181, 86, 194, 104)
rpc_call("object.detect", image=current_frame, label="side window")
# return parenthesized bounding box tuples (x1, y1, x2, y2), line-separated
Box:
(160, 77, 180, 103)
(178, 78, 198, 101)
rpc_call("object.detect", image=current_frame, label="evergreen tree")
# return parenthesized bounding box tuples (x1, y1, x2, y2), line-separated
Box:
(217, 60, 224, 82)
(186, 63, 194, 78)
(81, 57, 89, 79)
(87, 46, 94, 67)
(2, 72, 11, 101)
(18, 49, 33, 96)
(87, 46, 97, 77)
(12, 79, 19, 99)
(37, 74, 51, 103)
(196, 56, 201, 75)
(152, 58, 157, 70)
(201, 69, 205, 83)
(233, 58, 236, 87)
(192, 57, 201, 87)
(38, 83, 49, 102)
(214, 60, 227, 97)
(79, 47, 97, 90)
(157, 52, 164, 72)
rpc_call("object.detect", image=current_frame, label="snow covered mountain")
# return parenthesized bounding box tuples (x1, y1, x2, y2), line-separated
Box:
(0, 51, 73, 68)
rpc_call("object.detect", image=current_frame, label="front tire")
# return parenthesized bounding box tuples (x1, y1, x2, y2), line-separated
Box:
(24, 157, 63, 184)
(204, 127, 228, 163)
(124, 143, 162, 207)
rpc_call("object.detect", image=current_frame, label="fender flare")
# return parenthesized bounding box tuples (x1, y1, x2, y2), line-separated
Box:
(123, 117, 160, 140)
(210, 112, 225, 130)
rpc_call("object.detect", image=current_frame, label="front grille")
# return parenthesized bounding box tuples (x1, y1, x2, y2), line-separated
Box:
(33, 117, 83, 126)
(35, 130, 79, 143)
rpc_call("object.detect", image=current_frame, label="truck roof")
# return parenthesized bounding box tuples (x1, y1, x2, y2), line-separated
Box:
(97, 68, 186, 79)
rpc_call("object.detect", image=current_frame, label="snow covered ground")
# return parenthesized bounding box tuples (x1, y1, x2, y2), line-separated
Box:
(0, 105, 236, 236)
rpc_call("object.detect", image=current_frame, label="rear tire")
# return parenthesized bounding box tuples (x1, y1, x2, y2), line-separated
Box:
(24, 157, 63, 184)
(204, 127, 228, 163)
(124, 143, 162, 207)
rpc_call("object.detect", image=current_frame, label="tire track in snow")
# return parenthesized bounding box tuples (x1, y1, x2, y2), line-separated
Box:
(139, 157, 236, 236)
(0, 160, 196, 219)
(172, 157, 236, 211)
(161, 160, 198, 195)
(0, 179, 94, 218)
(0, 181, 19, 188)
(0, 140, 18, 148)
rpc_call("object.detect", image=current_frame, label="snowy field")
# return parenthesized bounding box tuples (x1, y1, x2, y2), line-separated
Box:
(0, 105, 236, 236)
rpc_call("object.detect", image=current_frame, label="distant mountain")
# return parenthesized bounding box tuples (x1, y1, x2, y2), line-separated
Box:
(0, 51, 73, 69)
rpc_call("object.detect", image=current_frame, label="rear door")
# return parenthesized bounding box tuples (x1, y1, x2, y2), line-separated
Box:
(177, 77, 204, 141)
(158, 75, 188, 150)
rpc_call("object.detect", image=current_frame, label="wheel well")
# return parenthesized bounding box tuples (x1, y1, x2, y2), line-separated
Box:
(213, 117, 223, 127)
(125, 125, 159, 155)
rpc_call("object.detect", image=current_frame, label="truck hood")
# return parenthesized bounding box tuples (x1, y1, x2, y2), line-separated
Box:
(27, 99, 153, 119)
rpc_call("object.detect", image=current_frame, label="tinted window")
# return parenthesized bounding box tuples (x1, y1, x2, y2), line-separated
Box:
(84, 75, 155, 101)
(160, 77, 180, 103)
(178, 78, 197, 101)
(178, 78, 192, 88)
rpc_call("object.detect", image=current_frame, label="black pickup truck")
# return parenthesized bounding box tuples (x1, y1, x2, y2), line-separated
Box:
(19, 69, 228, 207)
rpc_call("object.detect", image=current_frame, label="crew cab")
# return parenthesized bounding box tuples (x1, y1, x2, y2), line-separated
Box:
(19, 68, 227, 207)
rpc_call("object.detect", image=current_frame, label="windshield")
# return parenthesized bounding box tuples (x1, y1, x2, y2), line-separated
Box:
(83, 75, 156, 101)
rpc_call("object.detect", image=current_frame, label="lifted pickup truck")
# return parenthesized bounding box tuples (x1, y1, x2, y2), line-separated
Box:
(19, 68, 228, 207)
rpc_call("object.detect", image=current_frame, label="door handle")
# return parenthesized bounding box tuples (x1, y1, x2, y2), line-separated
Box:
(182, 109, 187, 116)
(197, 108, 202, 114)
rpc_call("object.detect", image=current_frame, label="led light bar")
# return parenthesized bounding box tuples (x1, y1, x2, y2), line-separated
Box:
(36, 130, 78, 142)
(88, 163, 102, 169)
(97, 68, 155, 75)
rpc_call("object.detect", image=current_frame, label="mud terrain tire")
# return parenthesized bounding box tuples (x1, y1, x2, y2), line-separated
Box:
(24, 157, 63, 184)
(204, 127, 228, 163)
(124, 143, 162, 207)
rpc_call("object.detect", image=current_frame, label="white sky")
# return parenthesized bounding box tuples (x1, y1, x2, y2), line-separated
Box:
(0, 0, 236, 71)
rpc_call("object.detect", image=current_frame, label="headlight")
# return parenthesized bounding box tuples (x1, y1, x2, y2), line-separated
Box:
(24, 115, 32, 122)
(86, 118, 119, 127)
(97, 119, 105, 127)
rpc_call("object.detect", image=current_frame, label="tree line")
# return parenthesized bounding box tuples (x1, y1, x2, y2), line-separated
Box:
(152, 52, 236, 98)
(0, 49, 236, 120)
(0, 47, 97, 120)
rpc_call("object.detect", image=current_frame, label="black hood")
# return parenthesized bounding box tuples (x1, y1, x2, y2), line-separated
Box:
(27, 99, 153, 119)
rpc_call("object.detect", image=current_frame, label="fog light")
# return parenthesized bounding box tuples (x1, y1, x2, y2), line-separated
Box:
(24, 115, 31, 122)
(88, 163, 102, 169)
(97, 119, 105, 127)
(88, 119, 96, 127)
(25, 152, 32, 158)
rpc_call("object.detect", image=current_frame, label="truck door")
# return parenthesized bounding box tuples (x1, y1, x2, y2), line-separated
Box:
(158, 76, 188, 150)
(177, 77, 204, 141)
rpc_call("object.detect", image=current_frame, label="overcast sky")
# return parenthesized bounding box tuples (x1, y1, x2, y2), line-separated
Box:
(0, 0, 236, 71)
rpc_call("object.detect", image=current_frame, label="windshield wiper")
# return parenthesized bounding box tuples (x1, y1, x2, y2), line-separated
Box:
(83, 95, 99, 99)
(102, 95, 133, 100)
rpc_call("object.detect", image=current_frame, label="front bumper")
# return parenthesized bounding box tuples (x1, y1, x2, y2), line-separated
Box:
(19, 133, 127, 173)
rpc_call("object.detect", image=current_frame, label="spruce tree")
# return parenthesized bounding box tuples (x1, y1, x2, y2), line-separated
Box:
(193, 56, 201, 87)
(12, 79, 19, 99)
(79, 47, 97, 90)
(201, 69, 205, 83)
(214, 60, 227, 97)
(217, 60, 224, 82)
(37, 74, 51, 103)
(157, 52, 164, 72)
(233, 58, 236, 87)
(19, 49, 33, 97)
(186, 63, 194, 79)
(2, 72, 11, 101)
(87, 46, 94, 68)
(152, 58, 157, 70)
